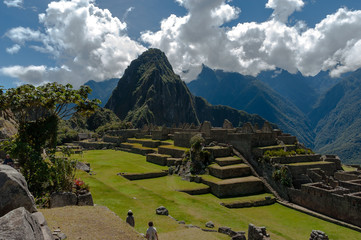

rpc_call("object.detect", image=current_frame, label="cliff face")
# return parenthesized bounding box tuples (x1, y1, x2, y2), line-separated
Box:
(106, 48, 271, 128)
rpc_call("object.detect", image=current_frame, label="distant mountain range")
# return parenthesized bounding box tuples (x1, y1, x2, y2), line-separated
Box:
(85, 49, 361, 164)
(105, 49, 268, 128)
(187, 65, 314, 146)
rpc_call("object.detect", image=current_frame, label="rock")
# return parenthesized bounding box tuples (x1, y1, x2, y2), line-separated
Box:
(218, 226, 237, 237)
(248, 223, 271, 240)
(0, 165, 37, 217)
(178, 221, 185, 224)
(232, 233, 246, 240)
(156, 206, 169, 216)
(50, 192, 77, 208)
(75, 161, 90, 173)
(0, 207, 44, 240)
(77, 192, 94, 206)
(309, 230, 329, 240)
(31, 211, 54, 239)
(205, 221, 214, 228)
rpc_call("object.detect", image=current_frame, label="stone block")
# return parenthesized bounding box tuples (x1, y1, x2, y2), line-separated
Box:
(50, 192, 77, 208)
(146, 153, 170, 166)
(77, 192, 94, 206)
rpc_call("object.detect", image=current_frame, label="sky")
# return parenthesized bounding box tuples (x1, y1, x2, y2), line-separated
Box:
(1, 0, 361, 89)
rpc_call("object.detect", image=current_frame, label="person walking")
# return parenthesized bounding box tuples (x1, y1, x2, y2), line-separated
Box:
(126, 210, 135, 227)
(146, 221, 158, 240)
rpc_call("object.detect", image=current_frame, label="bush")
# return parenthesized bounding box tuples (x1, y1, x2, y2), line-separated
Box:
(272, 166, 291, 187)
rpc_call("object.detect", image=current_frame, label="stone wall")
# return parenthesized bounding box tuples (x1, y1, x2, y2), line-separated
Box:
(288, 183, 361, 227)
(105, 129, 139, 138)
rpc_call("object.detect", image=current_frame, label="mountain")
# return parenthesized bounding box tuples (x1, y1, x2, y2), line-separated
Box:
(309, 69, 361, 164)
(105, 49, 268, 128)
(188, 66, 314, 146)
(84, 78, 118, 107)
(257, 69, 342, 114)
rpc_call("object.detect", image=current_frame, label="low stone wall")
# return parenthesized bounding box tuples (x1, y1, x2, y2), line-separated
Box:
(166, 158, 182, 166)
(271, 154, 321, 164)
(158, 146, 187, 158)
(277, 135, 297, 145)
(118, 171, 168, 180)
(103, 135, 123, 144)
(50, 192, 94, 208)
(146, 153, 171, 166)
(286, 162, 337, 178)
(174, 132, 199, 148)
(288, 183, 361, 227)
(335, 171, 361, 181)
(177, 187, 210, 195)
(106, 129, 140, 138)
(221, 197, 276, 208)
(208, 165, 251, 179)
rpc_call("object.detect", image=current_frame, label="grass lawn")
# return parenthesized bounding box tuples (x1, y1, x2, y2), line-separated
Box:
(76, 150, 361, 240)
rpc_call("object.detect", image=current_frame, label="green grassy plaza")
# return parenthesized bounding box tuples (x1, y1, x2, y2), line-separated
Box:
(75, 150, 361, 239)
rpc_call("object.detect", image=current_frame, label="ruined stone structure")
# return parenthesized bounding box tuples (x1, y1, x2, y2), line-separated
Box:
(96, 119, 360, 229)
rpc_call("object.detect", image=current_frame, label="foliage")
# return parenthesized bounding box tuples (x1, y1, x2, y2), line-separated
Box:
(73, 178, 90, 194)
(188, 134, 210, 174)
(272, 166, 292, 187)
(0, 83, 99, 197)
(264, 148, 313, 158)
(48, 155, 77, 193)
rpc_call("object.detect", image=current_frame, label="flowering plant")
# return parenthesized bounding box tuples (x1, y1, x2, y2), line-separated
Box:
(73, 178, 89, 194)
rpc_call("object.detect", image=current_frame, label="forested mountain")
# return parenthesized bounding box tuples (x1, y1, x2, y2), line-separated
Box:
(188, 66, 314, 146)
(84, 78, 118, 107)
(105, 49, 269, 128)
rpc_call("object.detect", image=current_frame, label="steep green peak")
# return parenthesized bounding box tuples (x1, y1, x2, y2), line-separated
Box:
(137, 48, 174, 72)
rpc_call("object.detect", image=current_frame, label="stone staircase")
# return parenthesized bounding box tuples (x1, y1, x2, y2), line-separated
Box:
(200, 146, 265, 198)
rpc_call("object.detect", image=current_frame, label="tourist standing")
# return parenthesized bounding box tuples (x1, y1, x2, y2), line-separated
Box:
(3, 154, 14, 167)
(126, 210, 135, 227)
(146, 221, 158, 240)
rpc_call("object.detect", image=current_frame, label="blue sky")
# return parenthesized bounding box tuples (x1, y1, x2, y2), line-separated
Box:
(1, 0, 361, 89)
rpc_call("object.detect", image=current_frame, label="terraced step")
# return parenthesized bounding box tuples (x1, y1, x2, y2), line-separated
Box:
(208, 164, 251, 179)
(201, 175, 264, 198)
(158, 145, 188, 158)
(177, 185, 210, 195)
(215, 156, 243, 166)
(128, 138, 162, 148)
(120, 143, 157, 156)
(118, 171, 168, 180)
(203, 146, 232, 158)
(167, 158, 182, 166)
(252, 144, 297, 158)
(147, 153, 171, 166)
(271, 154, 321, 164)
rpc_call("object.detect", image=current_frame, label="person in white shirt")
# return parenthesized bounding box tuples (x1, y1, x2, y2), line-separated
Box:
(146, 221, 158, 240)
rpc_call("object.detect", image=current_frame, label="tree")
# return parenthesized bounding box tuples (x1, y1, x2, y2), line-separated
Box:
(0, 83, 99, 197)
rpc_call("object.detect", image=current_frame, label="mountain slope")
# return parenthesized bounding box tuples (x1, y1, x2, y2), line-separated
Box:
(188, 66, 314, 146)
(84, 78, 118, 107)
(105, 49, 269, 128)
(310, 69, 361, 163)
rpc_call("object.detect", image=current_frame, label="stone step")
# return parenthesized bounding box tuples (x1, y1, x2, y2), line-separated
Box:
(158, 145, 188, 158)
(203, 146, 232, 158)
(208, 164, 251, 179)
(118, 171, 168, 180)
(201, 175, 264, 198)
(146, 153, 171, 166)
(271, 154, 321, 164)
(166, 158, 182, 166)
(215, 156, 243, 166)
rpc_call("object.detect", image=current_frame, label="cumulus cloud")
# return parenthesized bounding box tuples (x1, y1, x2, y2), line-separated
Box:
(3, 0, 146, 87)
(6, 44, 21, 54)
(141, 0, 361, 81)
(266, 0, 304, 23)
(4, 0, 23, 8)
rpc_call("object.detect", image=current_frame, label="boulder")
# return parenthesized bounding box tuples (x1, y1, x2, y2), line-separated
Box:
(218, 226, 237, 237)
(156, 206, 169, 216)
(31, 212, 54, 240)
(205, 221, 214, 228)
(0, 165, 37, 217)
(77, 192, 94, 206)
(50, 192, 77, 208)
(309, 230, 329, 240)
(0, 207, 44, 240)
(75, 161, 90, 173)
(232, 234, 246, 240)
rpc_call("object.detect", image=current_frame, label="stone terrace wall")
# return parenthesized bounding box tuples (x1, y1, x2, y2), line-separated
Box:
(288, 183, 361, 227)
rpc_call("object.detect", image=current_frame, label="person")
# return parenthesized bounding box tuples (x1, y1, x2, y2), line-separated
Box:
(146, 221, 158, 240)
(126, 210, 135, 227)
(3, 154, 14, 167)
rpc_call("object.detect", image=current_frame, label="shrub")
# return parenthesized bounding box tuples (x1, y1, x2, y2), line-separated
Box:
(272, 166, 291, 187)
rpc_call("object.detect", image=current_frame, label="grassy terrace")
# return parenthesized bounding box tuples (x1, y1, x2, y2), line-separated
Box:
(286, 161, 333, 166)
(158, 144, 189, 150)
(75, 150, 361, 240)
(121, 142, 157, 151)
(257, 145, 295, 150)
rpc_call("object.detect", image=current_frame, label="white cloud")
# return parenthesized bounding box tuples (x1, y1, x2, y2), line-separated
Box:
(266, 0, 304, 23)
(0, 65, 47, 85)
(3, 0, 146, 87)
(141, 0, 361, 81)
(6, 44, 21, 54)
(4, 0, 23, 8)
